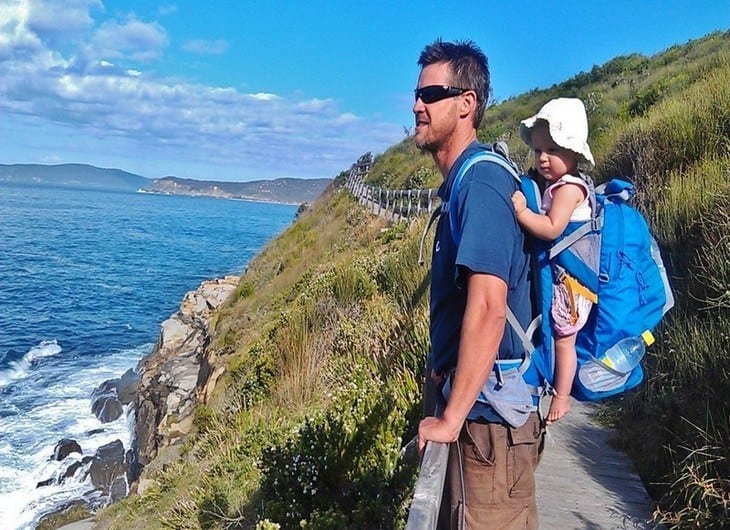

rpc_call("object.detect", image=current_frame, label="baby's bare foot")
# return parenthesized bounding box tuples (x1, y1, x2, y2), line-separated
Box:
(547, 394, 571, 424)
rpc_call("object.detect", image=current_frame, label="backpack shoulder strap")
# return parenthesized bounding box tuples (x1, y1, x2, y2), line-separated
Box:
(418, 145, 521, 265)
(548, 172, 602, 260)
(447, 147, 521, 244)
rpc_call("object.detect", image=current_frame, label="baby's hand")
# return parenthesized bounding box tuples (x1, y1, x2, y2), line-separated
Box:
(512, 191, 527, 214)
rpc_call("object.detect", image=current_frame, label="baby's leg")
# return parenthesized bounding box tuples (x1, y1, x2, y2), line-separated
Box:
(548, 333, 578, 424)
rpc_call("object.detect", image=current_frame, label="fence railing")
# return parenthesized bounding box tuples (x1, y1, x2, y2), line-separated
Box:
(342, 153, 447, 528)
(404, 440, 448, 530)
(342, 154, 439, 221)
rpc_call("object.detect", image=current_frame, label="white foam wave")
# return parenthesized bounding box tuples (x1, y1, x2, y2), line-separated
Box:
(0, 340, 63, 388)
(26, 340, 62, 362)
(0, 342, 149, 528)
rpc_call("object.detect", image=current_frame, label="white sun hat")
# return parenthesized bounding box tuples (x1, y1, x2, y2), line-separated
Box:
(519, 97, 595, 168)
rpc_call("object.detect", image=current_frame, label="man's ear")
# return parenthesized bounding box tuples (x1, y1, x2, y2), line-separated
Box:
(458, 90, 477, 120)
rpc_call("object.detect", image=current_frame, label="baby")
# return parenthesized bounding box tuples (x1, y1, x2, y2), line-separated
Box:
(512, 97, 596, 424)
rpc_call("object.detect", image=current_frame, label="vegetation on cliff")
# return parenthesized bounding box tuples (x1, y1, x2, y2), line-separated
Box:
(100, 31, 729, 529)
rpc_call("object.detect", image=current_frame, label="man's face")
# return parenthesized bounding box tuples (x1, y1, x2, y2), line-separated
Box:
(413, 62, 460, 153)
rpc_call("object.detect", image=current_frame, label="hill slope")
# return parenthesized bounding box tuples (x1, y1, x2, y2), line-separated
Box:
(97, 31, 729, 530)
(144, 176, 332, 204)
(1, 163, 332, 204)
(0, 163, 150, 191)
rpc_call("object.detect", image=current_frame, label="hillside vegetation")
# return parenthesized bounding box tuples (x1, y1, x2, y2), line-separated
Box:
(101, 31, 729, 529)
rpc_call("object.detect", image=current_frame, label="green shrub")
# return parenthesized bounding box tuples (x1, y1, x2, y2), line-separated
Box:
(236, 280, 255, 299)
(193, 405, 217, 434)
(331, 257, 377, 305)
(227, 339, 277, 410)
(258, 367, 419, 529)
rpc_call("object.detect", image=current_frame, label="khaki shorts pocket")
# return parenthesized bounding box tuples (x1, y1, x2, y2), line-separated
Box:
(507, 414, 542, 499)
(462, 421, 495, 466)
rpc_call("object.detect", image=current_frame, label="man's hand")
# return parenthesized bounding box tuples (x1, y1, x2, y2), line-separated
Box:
(418, 415, 461, 453)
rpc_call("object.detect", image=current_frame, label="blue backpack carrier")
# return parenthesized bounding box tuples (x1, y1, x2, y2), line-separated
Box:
(440, 145, 674, 404)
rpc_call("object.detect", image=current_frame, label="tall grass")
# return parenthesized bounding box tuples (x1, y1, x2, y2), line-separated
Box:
(600, 60, 730, 530)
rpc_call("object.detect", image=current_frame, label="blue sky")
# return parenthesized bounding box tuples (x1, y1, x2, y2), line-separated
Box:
(0, 1, 726, 182)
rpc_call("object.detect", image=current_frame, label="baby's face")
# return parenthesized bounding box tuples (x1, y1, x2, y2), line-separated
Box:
(530, 122, 579, 181)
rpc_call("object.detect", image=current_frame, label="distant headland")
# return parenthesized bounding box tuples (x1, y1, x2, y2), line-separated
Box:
(0, 163, 332, 205)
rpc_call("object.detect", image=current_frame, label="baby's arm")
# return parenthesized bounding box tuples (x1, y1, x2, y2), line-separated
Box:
(513, 183, 584, 241)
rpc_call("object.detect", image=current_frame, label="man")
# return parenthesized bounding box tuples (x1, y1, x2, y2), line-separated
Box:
(414, 39, 544, 529)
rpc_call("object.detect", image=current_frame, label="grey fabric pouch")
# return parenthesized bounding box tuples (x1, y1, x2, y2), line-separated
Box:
(442, 361, 534, 428)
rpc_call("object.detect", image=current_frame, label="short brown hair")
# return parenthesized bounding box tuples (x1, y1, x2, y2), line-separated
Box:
(418, 39, 489, 128)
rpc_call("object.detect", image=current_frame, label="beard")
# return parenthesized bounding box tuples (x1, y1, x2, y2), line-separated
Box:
(415, 135, 440, 153)
(414, 110, 458, 154)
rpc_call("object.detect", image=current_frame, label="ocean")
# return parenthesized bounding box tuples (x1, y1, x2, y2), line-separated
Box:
(0, 183, 297, 529)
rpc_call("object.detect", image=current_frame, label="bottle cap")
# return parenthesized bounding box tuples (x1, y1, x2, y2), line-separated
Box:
(641, 330, 655, 346)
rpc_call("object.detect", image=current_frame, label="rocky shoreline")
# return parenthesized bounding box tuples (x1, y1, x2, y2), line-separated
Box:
(133, 275, 238, 490)
(40, 276, 240, 529)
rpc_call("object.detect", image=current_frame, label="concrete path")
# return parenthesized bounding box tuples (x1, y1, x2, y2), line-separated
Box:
(53, 518, 95, 530)
(536, 399, 657, 529)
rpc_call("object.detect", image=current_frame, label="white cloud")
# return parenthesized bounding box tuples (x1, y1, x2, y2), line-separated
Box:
(182, 38, 228, 55)
(90, 18, 168, 62)
(0, 0, 402, 180)
(0, 1, 44, 58)
(250, 92, 279, 102)
(25, 0, 101, 41)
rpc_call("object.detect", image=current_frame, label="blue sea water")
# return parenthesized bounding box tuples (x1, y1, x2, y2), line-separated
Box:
(0, 183, 297, 529)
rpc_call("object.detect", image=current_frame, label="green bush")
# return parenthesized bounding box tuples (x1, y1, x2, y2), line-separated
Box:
(331, 257, 377, 305)
(258, 367, 419, 529)
(236, 280, 255, 299)
(227, 339, 277, 410)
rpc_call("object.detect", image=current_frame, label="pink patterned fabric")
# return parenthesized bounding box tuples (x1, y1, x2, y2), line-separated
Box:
(551, 282, 593, 336)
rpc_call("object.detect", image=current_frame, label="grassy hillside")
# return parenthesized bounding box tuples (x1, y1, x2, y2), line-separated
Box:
(99, 31, 729, 529)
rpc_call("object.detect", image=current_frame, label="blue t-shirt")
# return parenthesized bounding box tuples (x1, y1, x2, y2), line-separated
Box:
(430, 142, 532, 419)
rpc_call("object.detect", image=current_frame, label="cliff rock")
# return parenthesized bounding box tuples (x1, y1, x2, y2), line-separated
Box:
(133, 275, 238, 483)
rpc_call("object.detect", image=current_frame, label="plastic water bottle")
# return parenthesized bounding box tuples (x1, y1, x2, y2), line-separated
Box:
(598, 330, 655, 374)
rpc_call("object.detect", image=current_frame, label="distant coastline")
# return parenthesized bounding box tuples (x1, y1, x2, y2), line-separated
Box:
(134, 187, 305, 206)
(1, 163, 332, 205)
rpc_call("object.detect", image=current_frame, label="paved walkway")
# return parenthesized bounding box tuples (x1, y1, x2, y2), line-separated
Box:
(536, 399, 657, 529)
(54, 518, 94, 530)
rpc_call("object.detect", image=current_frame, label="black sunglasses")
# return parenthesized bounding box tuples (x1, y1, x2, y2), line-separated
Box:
(414, 85, 470, 104)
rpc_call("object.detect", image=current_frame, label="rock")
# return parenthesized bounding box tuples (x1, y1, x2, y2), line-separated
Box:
(63, 460, 85, 480)
(136, 477, 156, 496)
(91, 395, 124, 423)
(125, 446, 142, 485)
(160, 317, 192, 350)
(89, 440, 126, 495)
(132, 276, 239, 483)
(85, 428, 105, 436)
(109, 476, 128, 503)
(117, 368, 140, 404)
(90, 378, 124, 423)
(36, 477, 54, 488)
(91, 378, 118, 398)
(53, 438, 82, 461)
